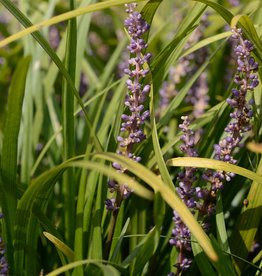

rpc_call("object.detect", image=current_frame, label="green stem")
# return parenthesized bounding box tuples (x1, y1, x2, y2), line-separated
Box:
(62, 0, 77, 246)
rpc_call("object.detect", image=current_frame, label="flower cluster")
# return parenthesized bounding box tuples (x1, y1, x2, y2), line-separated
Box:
(169, 27, 259, 273)
(169, 116, 198, 274)
(0, 213, 8, 276)
(105, 3, 151, 211)
(197, 27, 258, 222)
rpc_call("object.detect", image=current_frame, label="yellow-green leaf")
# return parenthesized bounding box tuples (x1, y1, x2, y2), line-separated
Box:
(43, 232, 74, 261)
(247, 142, 262, 154)
(167, 157, 262, 183)
(94, 152, 218, 263)
(0, 0, 147, 48)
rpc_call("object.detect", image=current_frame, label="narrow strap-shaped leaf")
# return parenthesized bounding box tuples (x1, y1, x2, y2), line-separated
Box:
(32, 204, 69, 271)
(167, 157, 262, 183)
(75, 0, 96, 88)
(231, 157, 262, 273)
(62, 0, 77, 247)
(0, 55, 31, 275)
(44, 232, 74, 261)
(0, 0, 147, 47)
(216, 193, 230, 254)
(131, 226, 160, 276)
(110, 218, 130, 263)
(191, 236, 217, 276)
(180, 31, 231, 58)
(45, 259, 128, 276)
(14, 156, 153, 272)
(247, 142, 262, 154)
(140, 0, 162, 52)
(94, 152, 218, 263)
(149, 78, 176, 193)
(194, 0, 262, 61)
(0, 0, 103, 152)
(215, 192, 235, 274)
(209, 236, 237, 276)
(150, 2, 206, 91)
(89, 173, 103, 260)
(1, 55, 31, 217)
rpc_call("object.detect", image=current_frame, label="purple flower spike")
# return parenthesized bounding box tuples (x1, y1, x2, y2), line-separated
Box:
(218, 27, 258, 166)
(198, 27, 258, 224)
(169, 116, 198, 273)
(106, 3, 151, 211)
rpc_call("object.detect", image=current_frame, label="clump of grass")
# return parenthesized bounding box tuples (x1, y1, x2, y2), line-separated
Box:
(0, 0, 261, 275)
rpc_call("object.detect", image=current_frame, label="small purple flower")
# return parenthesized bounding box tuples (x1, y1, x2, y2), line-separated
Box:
(104, 198, 116, 211)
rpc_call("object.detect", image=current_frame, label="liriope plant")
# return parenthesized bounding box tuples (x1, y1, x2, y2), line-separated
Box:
(0, 0, 261, 275)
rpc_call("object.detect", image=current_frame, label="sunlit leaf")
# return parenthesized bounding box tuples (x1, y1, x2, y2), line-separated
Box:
(167, 157, 262, 183)
(44, 232, 74, 261)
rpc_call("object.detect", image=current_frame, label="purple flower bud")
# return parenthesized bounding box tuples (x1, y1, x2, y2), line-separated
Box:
(224, 155, 231, 161)
(105, 198, 115, 211)
(141, 110, 149, 121)
(121, 114, 129, 121)
(142, 84, 150, 94)
(137, 105, 144, 111)
(107, 180, 116, 189)
(232, 88, 240, 96)
(135, 156, 142, 162)
(117, 136, 124, 142)
(247, 110, 254, 117)
(249, 99, 255, 105)
(112, 162, 121, 169)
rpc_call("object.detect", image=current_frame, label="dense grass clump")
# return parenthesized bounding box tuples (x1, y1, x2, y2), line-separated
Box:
(0, 0, 261, 275)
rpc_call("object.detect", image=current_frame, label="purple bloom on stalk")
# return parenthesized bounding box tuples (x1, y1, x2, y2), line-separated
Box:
(197, 27, 258, 220)
(213, 28, 257, 176)
(105, 3, 151, 211)
(0, 213, 8, 276)
(169, 116, 198, 274)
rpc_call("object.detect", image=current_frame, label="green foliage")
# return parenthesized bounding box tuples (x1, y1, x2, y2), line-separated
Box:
(0, 0, 261, 275)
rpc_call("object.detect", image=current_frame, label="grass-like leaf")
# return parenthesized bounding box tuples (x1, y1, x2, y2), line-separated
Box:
(0, 55, 31, 275)
(62, 0, 77, 247)
(94, 152, 218, 263)
(14, 156, 154, 272)
(194, 0, 262, 61)
(0, 0, 103, 152)
(44, 232, 74, 261)
(151, 2, 206, 91)
(167, 157, 262, 183)
(191, 236, 217, 276)
(230, 157, 262, 274)
(45, 259, 127, 276)
(0, 0, 147, 47)
(247, 142, 262, 154)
